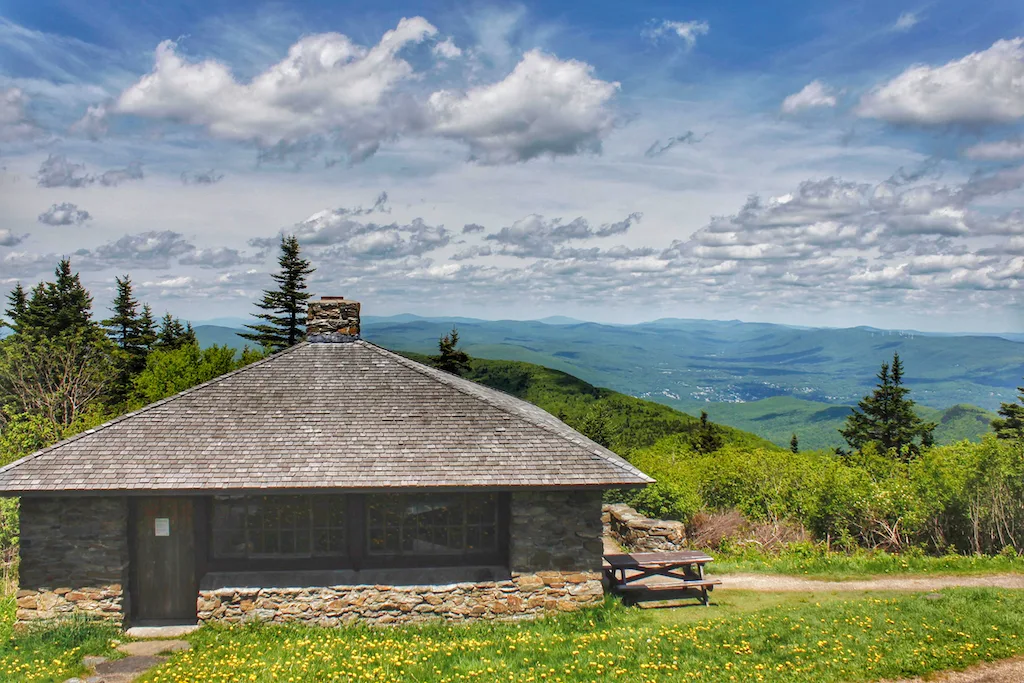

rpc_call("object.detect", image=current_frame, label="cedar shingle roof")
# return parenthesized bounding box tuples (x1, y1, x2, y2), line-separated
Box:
(0, 341, 653, 494)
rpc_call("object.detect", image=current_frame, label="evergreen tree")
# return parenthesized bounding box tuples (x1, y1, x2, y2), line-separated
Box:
(102, 276, 142, 351)
(138, 304, 158, 351)
(2, 283, 27, 333)
(434, 327, 471, 376)
(790, 433, 799, 454)
(992, 381, 1024, 441)
(693, 410, 723, 454)
(155, 313, 190, 350)
(17, 260, 96, 337)
(839, 352, 936, 461)
(240, 235, 315, 351)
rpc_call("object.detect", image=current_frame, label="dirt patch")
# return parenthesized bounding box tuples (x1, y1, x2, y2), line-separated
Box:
(711, 573, 1024, 592)
(877, 657, 1024, 683)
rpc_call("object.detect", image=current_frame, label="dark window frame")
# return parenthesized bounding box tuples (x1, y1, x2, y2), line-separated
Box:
(204, 492, 509, 572)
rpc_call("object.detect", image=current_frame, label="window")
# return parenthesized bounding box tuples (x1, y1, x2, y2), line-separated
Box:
(211, 495, 347, 560)
(366, 493, 498, 557)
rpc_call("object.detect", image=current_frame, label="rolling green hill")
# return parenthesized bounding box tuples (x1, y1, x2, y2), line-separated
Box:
(399, 352, 778, 455)
(689, 396, 997, 451)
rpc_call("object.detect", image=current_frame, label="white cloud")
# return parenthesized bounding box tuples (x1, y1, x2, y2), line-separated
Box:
(644, 20, 710, 49)
(34, 155, 144, 188)
(857, 38, 1024, 125)
(485, 212, 641, 257)
(181, 169, 225, 185)
(893, 12, 919, 32)
(964, 139, 1024, 161)
(781, 81, 838, 114)
(432, 38, 462, 59)
(38, 202, 92, 226)
(428, 50, 619, 163)
(110, 18, 438, 158)
(0, 87, 40, 141)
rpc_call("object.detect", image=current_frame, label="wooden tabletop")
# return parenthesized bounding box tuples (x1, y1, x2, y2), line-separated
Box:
(603, 550, 714, 569)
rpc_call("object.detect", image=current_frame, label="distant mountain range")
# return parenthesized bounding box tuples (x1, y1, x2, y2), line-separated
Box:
(192, 316, 1022, 445)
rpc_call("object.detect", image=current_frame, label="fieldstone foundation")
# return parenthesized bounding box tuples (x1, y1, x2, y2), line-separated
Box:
(198, 571, 604, 625)
(16, 497, 129, 623)
(603, 503, 687, 552)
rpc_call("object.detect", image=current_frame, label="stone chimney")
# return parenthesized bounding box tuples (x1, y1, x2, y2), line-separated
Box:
(307, 296, 360, 343)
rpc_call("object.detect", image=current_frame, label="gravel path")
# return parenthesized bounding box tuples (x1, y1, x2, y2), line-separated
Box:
(877, 657, 1024, 683)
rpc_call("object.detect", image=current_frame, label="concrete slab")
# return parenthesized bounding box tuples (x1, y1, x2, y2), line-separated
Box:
(117, 640, 190, 657)
(124, 624, 200, 638)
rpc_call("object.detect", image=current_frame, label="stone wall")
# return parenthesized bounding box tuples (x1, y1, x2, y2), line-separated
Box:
(17, 496, 129, 623)
(198, 571, 604, 625)
(603, 503, 686, 552)
(307, 298, 361, 341)
(510, 490, 604, 572)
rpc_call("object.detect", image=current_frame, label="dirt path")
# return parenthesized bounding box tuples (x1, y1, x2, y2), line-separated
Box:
(878, 657, 1024, 683)
(710, 573, 1024, 592)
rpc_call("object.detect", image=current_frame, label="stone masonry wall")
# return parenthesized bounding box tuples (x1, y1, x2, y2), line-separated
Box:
(16, 497, 128, 623)
(510, 490, 604, 572)
(603, 503, 686, 552)
(199, 571, 604, 625)
(200, 490, 607, 625)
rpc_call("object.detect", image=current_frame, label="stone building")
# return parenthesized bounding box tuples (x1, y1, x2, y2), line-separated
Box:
(0, 297, 652, 627)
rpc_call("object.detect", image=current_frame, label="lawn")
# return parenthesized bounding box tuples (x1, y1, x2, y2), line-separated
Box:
(709, 547, 1024, 580)
(132, 588, 1024, 683)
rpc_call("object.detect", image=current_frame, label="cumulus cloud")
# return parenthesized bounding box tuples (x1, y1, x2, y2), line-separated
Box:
(0, 88, 40, 141)
(857, 38, 1024, 125)
(450, 245, 492, 261)
(34, 155, 143, 188)
(92, 230, 195, 265)
(644, 20, 709, 48)
(91, 19, 616, 165)
(180, 169, 225, 185)
(177, 246, 253, 268)
(964, 139, 1024, 161)
(0, 230, 26, 247)
(38, 202, 92, 226)
(781, 81, 838, 114)
(462, 223, 486, 234)
(69, 104, 108, 139)
(485, 212, 642, 257)
(644, 131, 702, 158)
(428, 50, 619, 163)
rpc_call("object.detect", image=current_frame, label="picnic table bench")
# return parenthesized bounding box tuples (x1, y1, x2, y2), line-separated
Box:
(603, 550, 722, 606)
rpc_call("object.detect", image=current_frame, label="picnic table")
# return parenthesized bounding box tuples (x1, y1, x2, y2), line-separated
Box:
(602, 550, 722, 606)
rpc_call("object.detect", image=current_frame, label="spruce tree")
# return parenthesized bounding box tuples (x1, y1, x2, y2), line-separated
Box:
(138, 304, 158, 351)
(2, 283, 27, 333)
(102, 276, 142, 351)
(434, 327, 471, 376)
(17, 260, 96, 337)
(790, 433, 799, 454)
(992, 381, 1024, 441)
(694, 410, 723, 454)
(839, 352, 936, 461)
(155, 313, 190, 350)
(240, 235, 315, 351)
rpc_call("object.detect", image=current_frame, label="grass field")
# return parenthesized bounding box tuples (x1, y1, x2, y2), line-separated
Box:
(128, 589, 1024, 683)
(709, 547, 1024, 580)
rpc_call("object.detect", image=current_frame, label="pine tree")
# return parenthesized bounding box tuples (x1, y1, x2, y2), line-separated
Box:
(839, 352, 936, 461)
(992, 381, 1024, 441)
(155, 313, 190, 350)
(694, 410, 723, 454)
(16, 260, 96, 337)
(138, 304, 158, 351)
(102, 276, 142, 351)
(790, 433, 799, 453)
(240, 235, 315, 351)
(2, 283, 27, 333)
(434, 327, 471, 376)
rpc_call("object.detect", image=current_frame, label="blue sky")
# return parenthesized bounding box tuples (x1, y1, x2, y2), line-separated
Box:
(1, 0, 1023, 332)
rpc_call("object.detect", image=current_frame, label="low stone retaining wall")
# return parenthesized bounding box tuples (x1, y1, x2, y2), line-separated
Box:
(603, 503, 687, 552)
(15, 584, 124, 622)
(198, 571, 603, 625)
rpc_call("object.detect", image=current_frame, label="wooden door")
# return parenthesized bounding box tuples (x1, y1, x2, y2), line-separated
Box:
(132, 497, 197, 622)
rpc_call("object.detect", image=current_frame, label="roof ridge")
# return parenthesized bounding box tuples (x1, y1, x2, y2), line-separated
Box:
(355, 340, 652, 482)
(0, 342, 309, 479)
